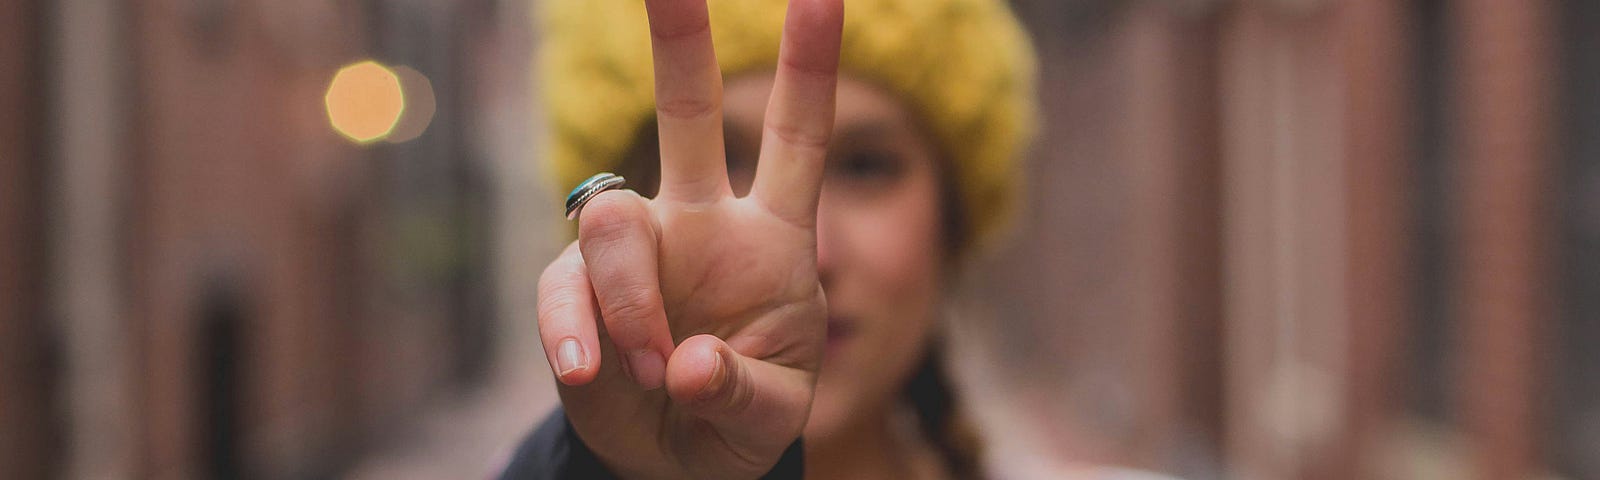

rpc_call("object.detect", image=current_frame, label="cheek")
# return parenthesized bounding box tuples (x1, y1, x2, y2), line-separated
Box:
(836, 178, 944, 315)
(810, 175, 944, 434)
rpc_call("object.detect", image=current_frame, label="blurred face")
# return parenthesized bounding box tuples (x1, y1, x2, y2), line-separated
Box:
(722, 74, 948, 441)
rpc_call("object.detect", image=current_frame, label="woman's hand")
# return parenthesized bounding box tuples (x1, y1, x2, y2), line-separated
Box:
(535, 0, 843, 478)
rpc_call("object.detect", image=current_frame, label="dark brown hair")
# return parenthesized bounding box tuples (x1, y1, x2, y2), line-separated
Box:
(905, 344, 985, 479)
(910, 136, 984, 480)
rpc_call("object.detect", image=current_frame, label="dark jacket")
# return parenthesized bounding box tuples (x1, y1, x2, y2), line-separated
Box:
(498, 408, 805, 480)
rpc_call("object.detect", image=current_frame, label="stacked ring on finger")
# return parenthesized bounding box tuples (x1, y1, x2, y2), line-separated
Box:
(565, 172, 627, 220)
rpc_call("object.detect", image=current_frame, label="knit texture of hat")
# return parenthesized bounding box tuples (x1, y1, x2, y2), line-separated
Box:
(538, 0, 1038, 253)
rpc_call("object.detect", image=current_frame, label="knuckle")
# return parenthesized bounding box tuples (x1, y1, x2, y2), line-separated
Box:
(651, 14, 711, 42)
(536, 269, 586, 322)
(765, 122, 831, 152)
(536, 290, 581, 325)
(537, 257, 581, 292)
(779, 56, 837, 82)
(536, 263, 579, 300)
(599, 288, 664, 347)
(577, 194, 643, 245)
(602, 288, 662, 325)
(655, 97, 720, 121)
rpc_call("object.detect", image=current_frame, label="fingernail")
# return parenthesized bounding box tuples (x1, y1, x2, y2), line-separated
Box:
(628, 349, 666, 390)
(556, 338, 587, 378)
(696, 349, 727, 402)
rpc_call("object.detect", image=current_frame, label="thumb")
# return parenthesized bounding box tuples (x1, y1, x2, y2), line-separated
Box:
(666, 335, 814, 452)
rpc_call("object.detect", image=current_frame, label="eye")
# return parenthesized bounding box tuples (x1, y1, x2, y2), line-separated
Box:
(832, 150, 904, 182)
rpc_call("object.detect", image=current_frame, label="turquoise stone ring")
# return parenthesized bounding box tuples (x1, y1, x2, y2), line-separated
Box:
(565, 172, 627, 220)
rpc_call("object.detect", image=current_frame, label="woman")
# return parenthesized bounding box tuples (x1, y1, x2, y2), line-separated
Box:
(502, 0, 1037, 477)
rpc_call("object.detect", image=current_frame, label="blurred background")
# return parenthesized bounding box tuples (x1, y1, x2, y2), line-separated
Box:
(2, 0, 1597, 478)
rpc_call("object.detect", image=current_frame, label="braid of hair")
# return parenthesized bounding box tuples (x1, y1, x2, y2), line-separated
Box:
(904, 344, 985, 479)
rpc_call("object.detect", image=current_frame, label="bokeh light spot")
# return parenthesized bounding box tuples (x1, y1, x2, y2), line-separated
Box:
(385, 65, 436, 144)
(325, 60, 405, 143)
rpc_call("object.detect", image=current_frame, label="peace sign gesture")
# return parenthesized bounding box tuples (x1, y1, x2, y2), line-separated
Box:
(535, 0, 843, 478)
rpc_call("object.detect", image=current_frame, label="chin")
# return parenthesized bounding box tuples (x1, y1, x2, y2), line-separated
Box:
(803, 383, 855, 441)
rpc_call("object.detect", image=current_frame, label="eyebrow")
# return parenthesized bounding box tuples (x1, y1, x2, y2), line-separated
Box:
(725, 117, 904, 151)
(829, 123, 899, 147)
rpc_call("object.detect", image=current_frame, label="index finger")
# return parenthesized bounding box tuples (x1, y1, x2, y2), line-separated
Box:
(644, 0, 731, 202)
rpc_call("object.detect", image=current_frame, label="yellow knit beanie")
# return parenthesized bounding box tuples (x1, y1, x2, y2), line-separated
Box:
(538, 0, 1038, 253)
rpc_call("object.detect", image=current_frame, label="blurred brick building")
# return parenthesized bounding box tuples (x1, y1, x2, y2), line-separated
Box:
(4, 0, 1600, 479)
(2, 0, 517, 478)
(967, 1, 1600, 479)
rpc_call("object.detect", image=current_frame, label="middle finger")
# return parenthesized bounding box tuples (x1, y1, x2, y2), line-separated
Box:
(644, 0, 731, 202)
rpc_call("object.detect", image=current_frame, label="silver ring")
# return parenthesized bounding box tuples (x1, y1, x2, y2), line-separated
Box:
(565, 172, 627, 220)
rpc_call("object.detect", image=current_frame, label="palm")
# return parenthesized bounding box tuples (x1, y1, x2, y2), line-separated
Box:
(564, 201, 823, 478)
(657, 202, 821, 345)
(534, 1, 843, 479)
